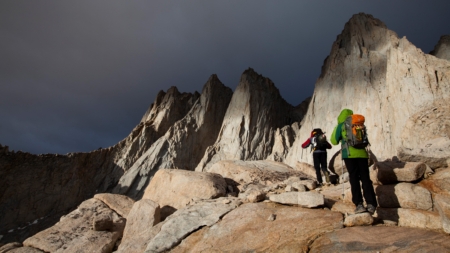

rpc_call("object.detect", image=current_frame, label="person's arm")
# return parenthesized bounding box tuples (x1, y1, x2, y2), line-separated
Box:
(301, 138, 311, 149)
(330, 124, 342, 145)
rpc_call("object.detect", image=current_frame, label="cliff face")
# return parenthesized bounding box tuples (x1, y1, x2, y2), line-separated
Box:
(285, 13, 450, 167)
(0, 87, 201, 243)
(113, 75, 233, 199)
(113, 87, 200, 171)
(195, 68, 305, 172)
(0, 145, 123, 243)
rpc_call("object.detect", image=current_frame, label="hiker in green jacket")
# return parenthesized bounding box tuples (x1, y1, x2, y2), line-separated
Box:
(330, 109, 377, 214)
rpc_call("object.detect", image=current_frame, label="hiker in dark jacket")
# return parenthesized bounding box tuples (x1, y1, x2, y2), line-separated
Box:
(330, 109, 377, 214)
(302, 128, 332, 186)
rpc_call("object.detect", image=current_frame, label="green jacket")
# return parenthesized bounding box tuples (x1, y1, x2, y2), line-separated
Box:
(330, 109, 369, 159)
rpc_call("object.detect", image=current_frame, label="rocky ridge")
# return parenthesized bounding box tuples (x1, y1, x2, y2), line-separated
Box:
(0, 84, 203, 243)
(195, 68, 305, 172)
(112, 75, 233, 199)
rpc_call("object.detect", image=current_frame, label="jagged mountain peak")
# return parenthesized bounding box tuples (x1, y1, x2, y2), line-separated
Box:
(202, 74, 229, 94)
(288, 13, 450, 167)
(319, 12, 397, 79)
(240, 67, 276, 88)
(195, 68, 305, 171)
(207, 73, 221, 83)
(236, 68, 287, 109)
(430, 35, 450, 61)
(345, 12, 387, 29)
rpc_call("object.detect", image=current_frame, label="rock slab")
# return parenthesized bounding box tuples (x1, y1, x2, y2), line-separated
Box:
(144, 198, 242, 253)
(171, 202, 343, 252)
(142, 169, 227, 219)
(23, 199, 125, 253)
(117, 199, 161, 253)
(309, 226, 450, 252)
(269, 191, 325, 208)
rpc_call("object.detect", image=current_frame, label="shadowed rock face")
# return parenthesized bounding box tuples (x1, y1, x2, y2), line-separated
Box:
(285, 13, 450, 167)
(111, 75, 233, 199)
(113, 86, 200, 172)
(0, 147, 124, 244)
(0, 86, 200, 243)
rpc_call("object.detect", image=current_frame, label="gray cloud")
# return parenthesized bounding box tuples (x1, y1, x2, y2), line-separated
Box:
(1, 0, 449, 154)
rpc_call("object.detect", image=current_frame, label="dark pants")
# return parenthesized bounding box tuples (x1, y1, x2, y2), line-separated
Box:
(344, 158, 377, 207)
(313, 152, 327, 184)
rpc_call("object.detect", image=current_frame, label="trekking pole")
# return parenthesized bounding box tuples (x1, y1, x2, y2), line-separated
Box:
(341, 148, 345, 199)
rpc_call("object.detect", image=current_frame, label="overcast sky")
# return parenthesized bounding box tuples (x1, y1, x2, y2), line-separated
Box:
(1, 1, 449, 155)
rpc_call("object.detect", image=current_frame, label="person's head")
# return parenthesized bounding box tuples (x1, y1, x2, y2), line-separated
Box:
(311, 128, 323, 137)
(337, 109, 353, 124)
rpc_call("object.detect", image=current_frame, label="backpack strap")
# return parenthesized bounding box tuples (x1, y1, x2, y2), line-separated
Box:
(340, 122, 351, 157)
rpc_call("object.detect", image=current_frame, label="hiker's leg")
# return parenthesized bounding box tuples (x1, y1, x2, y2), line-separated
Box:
(344, 158, 363, 205)
(319, 152, 327, 172)
(313, 152, 323, 184)
(319, 152, 330, 183)
(357, 158, 378, 207)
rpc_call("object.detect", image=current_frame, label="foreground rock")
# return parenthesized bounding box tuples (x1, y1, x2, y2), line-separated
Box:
(309, 226, 450, 252)
(0, 244, 44, 252)
(269, 191, 324, 208)
(0, 242, 45, 253)
(435, 194, 450, 233)
(370, 161, 427, 185)
(171, 202, 343, 252)
(207, 160, 308, 189)
(116, 199, 161, 253)
(377, 207, 441, 230)
(144, 197, 242, 253)
(376, 183, 432, 210)
(343, 212, 374, 227)
(142, 169, 228, 219)
(418, 167, 450, 195)
(94, 193, 135, 219)
(23, 199, 125, 253)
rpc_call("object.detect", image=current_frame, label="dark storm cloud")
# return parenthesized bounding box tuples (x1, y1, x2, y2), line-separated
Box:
(1, 0, 449, 154)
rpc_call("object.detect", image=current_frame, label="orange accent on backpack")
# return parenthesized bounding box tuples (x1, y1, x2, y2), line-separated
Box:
(351, 114, 365, 140)
(344, 114, 369, 149)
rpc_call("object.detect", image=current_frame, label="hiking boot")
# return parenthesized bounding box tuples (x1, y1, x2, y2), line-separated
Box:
(366, 204, 376, 214)
(324, 171, 331, 184)
(354, 203, 367, 214)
